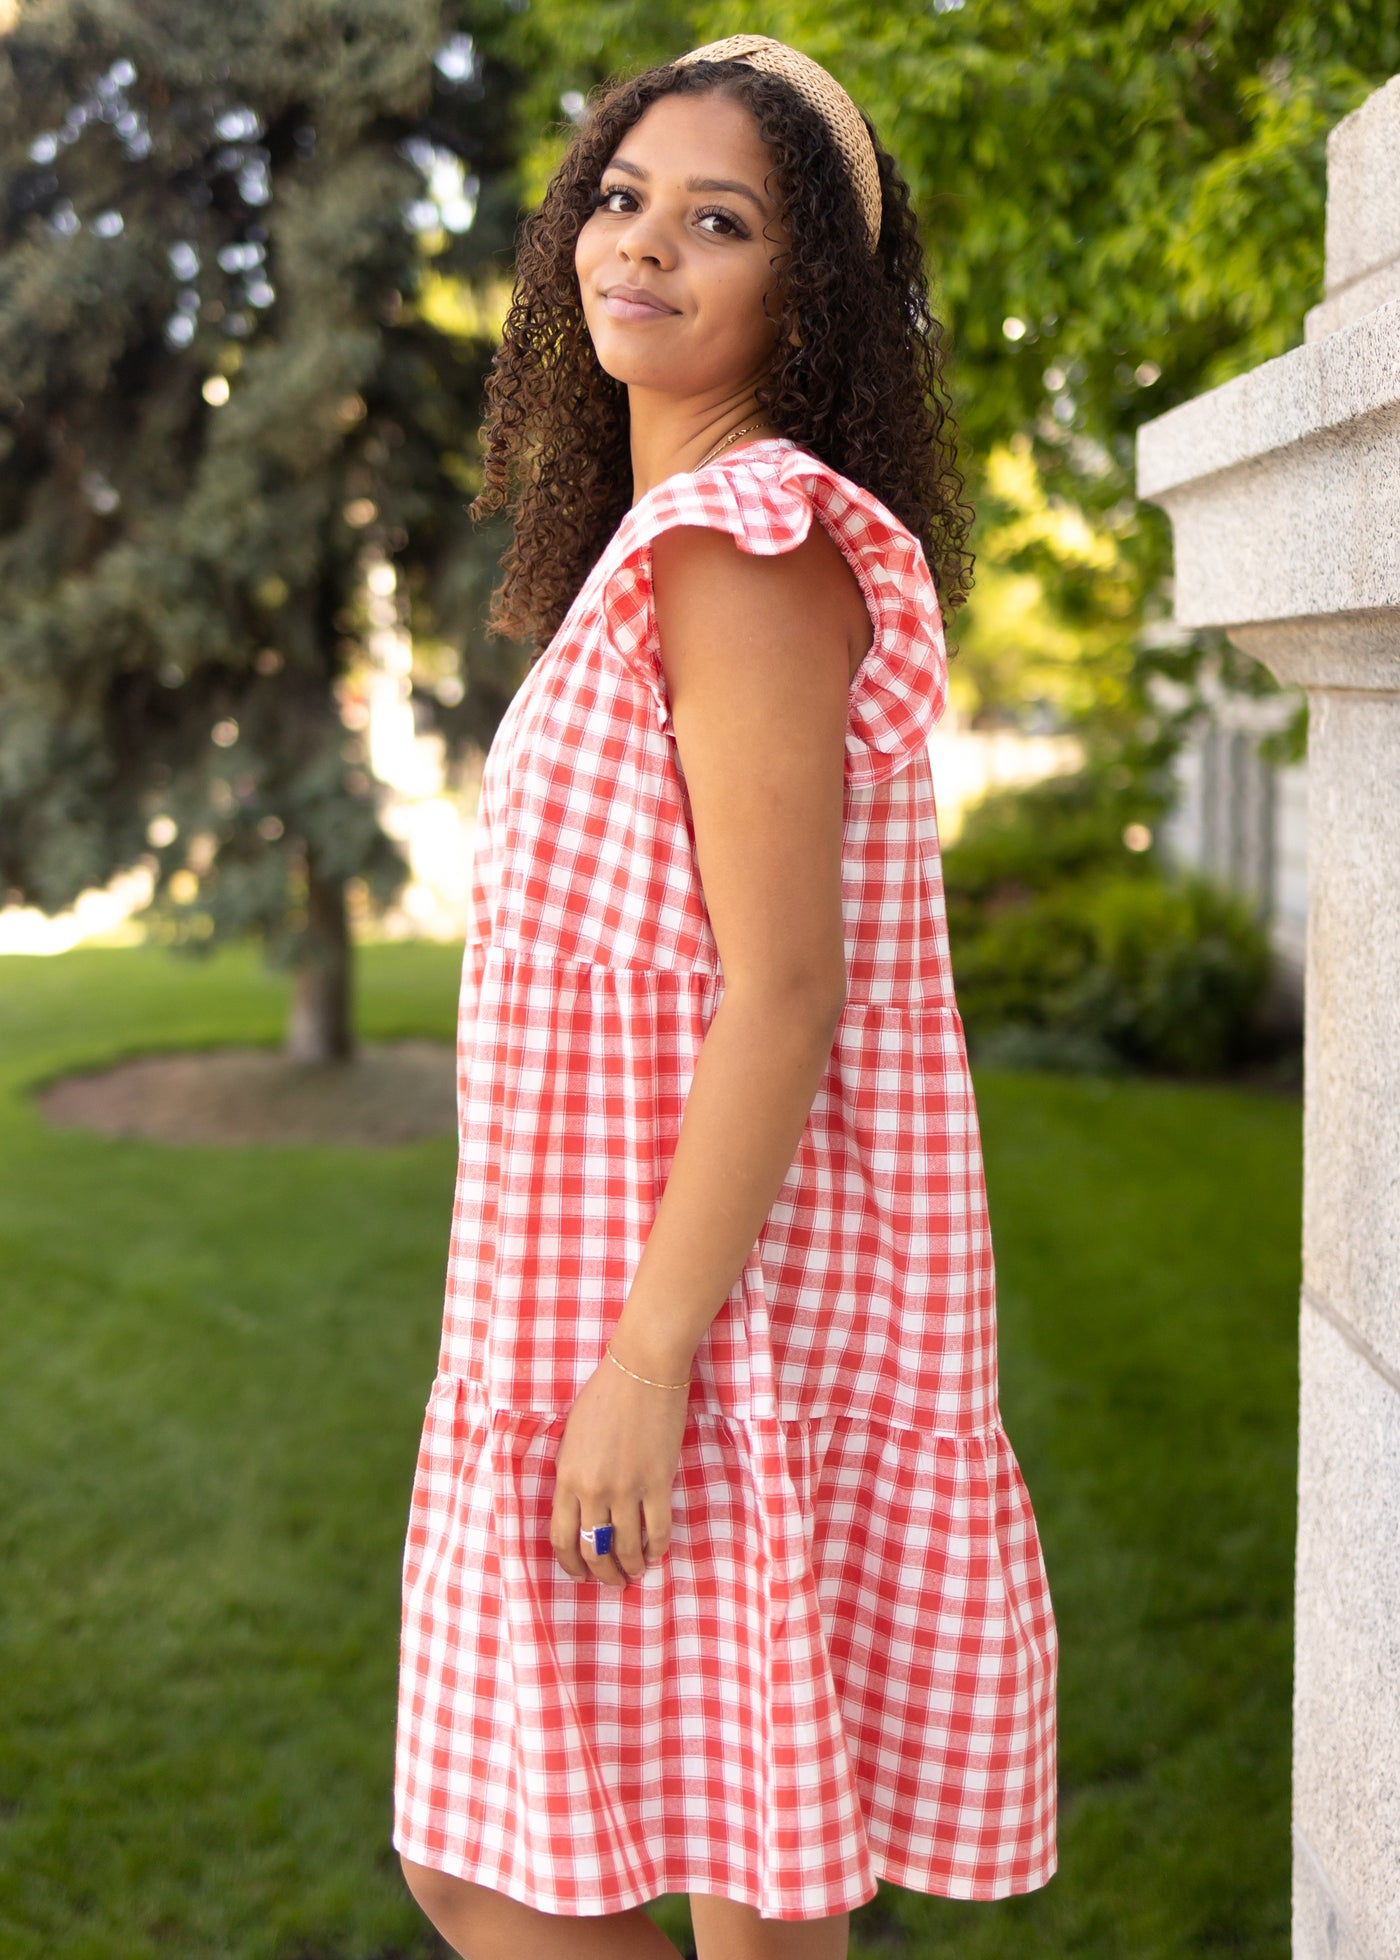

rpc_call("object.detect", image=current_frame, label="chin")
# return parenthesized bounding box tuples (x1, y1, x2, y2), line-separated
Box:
(588, 336, 682, 392)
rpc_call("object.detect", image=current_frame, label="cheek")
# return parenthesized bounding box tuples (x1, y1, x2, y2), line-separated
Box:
(574, 218, 602, 282)
(703, 260, 777, 339)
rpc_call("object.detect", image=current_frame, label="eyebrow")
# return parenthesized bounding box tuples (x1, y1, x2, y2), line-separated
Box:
(602, 156, 769, 215)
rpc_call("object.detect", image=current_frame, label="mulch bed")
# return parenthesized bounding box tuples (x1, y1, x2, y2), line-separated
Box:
(33, 1040, 457, 1147)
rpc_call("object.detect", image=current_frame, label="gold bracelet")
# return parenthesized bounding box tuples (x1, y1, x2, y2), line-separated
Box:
(605, 1339, 692, 1391)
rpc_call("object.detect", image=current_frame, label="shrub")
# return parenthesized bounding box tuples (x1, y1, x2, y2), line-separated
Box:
(940, 765, 1167, 909)
(942, 775, 1274, 1076)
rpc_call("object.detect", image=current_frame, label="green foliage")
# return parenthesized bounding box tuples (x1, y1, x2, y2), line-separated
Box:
(954, 871, 1274, 1076)
(0, 945, 1301, 1956)
(942, 436, 1145, 731)
(944, 774, 1275, 1075)
(0, 0, 527, 971)
(942, 765, 1169, 902)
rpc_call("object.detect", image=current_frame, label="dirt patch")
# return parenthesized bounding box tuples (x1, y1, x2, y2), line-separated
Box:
(34, 1040, 457, 1147)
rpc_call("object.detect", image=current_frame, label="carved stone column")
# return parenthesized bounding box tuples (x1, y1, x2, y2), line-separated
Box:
(1136, 75, 1400, 1960)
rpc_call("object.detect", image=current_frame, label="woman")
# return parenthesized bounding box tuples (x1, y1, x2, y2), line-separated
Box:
(394, 36, 1058, 1960)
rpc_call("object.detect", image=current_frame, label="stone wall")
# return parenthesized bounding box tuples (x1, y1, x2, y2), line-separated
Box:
(1137, 74, 1400, 1960)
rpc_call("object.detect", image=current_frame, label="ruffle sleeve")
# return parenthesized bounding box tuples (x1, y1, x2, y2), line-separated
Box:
(598, 444, 948, 788)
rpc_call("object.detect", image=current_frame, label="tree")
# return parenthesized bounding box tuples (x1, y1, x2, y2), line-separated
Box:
(0, 0, 526, 1059)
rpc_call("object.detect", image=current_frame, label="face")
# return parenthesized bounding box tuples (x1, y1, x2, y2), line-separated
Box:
(574, 90, 790, 400)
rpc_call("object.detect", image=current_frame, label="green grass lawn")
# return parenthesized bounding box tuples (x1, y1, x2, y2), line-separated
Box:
(0, 944, 1301, 1959)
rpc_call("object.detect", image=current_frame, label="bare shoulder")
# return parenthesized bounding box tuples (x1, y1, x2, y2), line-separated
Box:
(651, 517, 873, 682)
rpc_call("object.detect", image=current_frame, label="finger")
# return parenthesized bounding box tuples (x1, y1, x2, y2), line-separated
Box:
(550, 1488, 588, 1580)
(641, 1492, 673, 1565)
(610, 1499, 648, 1581)
(578, 1516, 626, 1590)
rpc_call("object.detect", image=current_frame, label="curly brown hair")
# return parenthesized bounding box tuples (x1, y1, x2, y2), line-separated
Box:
(470, 55, 975, 653)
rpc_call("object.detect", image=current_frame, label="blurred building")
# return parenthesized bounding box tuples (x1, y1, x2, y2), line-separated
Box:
(1152, 656, 1308, 999)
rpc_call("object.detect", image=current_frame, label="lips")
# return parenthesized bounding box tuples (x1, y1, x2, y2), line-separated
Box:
(602, 285, 678, 321)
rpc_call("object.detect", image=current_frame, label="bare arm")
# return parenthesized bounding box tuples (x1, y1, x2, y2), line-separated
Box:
(609, 517, 858, 1378)
(550, 515, 867, 1589)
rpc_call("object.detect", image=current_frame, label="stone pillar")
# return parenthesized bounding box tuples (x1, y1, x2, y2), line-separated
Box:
(1135, 75, 1400, 1960)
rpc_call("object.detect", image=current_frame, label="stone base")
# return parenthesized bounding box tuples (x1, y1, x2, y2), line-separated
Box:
(1293, 1824, 1367, 1959)
(1293, 1300, 1400, 1960)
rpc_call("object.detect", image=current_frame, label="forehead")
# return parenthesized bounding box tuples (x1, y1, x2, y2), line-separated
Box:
(606, 90, 776, 205)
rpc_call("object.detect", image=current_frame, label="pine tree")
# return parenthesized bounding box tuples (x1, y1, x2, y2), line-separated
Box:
(0, 0, 527, 1059)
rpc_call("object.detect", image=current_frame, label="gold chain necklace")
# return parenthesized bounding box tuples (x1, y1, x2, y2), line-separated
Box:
(693, 419, 778, 472)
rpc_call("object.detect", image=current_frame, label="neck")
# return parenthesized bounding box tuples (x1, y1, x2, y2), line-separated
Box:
(625, 387, 779, 505)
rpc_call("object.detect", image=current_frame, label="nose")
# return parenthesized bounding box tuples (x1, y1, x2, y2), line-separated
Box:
(616, 205, 676, 270)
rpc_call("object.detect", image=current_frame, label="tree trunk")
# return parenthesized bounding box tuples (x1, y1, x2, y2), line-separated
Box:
(285, 850, 354, 1063)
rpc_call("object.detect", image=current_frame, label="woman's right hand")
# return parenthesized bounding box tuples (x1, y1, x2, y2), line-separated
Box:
(549, 1346, 691, 1588)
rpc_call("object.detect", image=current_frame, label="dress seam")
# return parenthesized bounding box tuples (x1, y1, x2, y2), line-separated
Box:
(429, 1374, 1004, 1440)
(468, 941, 960, 1007)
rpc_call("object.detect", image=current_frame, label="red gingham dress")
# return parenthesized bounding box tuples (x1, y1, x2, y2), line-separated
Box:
(393, 437, 1058, 1919)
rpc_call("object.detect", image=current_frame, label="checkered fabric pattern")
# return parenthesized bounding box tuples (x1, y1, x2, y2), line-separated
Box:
(393, 439, 1058, 1917)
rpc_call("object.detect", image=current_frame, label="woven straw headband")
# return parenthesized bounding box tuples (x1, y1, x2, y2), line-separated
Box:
(671, 34, 881, 252)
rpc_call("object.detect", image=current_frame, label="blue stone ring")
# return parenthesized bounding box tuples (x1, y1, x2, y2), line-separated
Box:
(579, 1522, 615, 1557)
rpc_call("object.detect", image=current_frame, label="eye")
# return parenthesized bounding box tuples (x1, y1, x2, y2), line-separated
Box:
(695, 204, 750, 239)
(590, 183, 637, 214)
